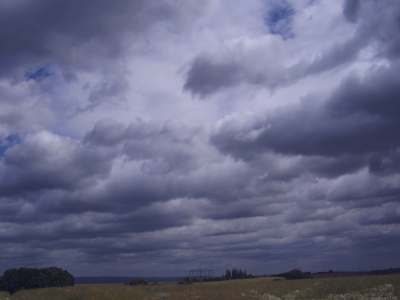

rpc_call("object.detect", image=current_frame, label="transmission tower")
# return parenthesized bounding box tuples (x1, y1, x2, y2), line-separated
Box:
(189, 269, 213, 282)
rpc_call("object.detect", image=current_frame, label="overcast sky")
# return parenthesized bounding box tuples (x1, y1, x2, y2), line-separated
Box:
(0, 0, 399, 277)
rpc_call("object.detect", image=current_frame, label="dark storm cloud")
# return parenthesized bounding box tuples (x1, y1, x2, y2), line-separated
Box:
(0, 0, 203, 80)
(359, 203, 400, 225)
(211, 63, 400, 166)
(343, 0, 360, 23)
(305, 155, 366, 178)
(0, 119, 265, 230)
(183, 44, 286, 98)
(183, 57, 245, 98)
(116, 198, 206, 233)
(328, 176, 400, 206)
(85, 118, 199, 174)
(0, 131, 116, 196)
(352, 0, 400, 58)
(1, 0, 399, 278)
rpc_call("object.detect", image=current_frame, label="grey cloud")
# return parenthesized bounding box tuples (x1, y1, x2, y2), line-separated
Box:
(211, 63, 400, 162)
(183, 0, 400, 96)
(84, 72, 130, 112)
(183, 57, 245, 98)
(247, 153, 366, 182)
(305, 155, 366, 178)
(183, 36, 286, 97)
(368, 154, 383, 173)
(299, 0, 400, 74)
(1, 0, 400, 277)
(119, 199, 200, 233)
(3, 111, 389, 274)
(328, 176, 400, 206)
(83, 118, 128, 146)
(295, 37, 365, 77)
(284, 206, 345, 224)
(85, 118, 203, 175)
(343, 0, 360, 23)
(368, 150, 400, 175)
(0, 118, 267, 227)
(364, 0, 400, 59)
(199, 201, 285, 221)
(358, 203, 400, 225)
(0, 0, 206, 80)
(84, 118, 195, 147)
(183, 37, 363, 98)
(0, 131, 115, 196)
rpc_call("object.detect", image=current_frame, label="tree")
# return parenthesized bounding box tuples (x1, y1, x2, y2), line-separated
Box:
(178, 276, 193, 284)
(225, 269, 232, 280)
(128, 278, 148, 286)
(232, 268, 238, 279)
(284, 269, 312, 280)
(182, 276, 192, 284)
(0, 267, 74, 295)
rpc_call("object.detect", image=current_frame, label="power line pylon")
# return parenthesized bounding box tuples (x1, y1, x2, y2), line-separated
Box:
(189, 269, 213, 282)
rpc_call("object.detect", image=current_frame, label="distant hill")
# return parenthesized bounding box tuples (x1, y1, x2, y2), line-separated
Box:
(75, 276, 184, 284)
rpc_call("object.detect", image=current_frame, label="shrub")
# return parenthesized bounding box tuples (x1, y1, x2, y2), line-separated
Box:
(128, 278, 148, 286)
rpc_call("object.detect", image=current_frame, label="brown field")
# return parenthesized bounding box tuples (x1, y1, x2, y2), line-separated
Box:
(0, 274, 399, 300)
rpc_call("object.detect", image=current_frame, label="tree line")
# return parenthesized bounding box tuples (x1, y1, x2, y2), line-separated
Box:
(177, 268, 257, 284)
(203, 268, 257, 282)
(0, 267, 74, 295)
(223, 268, 255, 280)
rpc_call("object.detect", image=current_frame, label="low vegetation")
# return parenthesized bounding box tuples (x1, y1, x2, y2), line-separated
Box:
(0, 273, 398, 300)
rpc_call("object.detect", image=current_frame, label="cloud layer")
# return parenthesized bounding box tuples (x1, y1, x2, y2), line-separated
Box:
(0, 0, 399, 277)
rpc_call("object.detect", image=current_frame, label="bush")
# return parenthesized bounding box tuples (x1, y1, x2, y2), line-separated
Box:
(0, 267, 74, 294)
(284, 269, 312, 280)
(128, 278, 148, 286)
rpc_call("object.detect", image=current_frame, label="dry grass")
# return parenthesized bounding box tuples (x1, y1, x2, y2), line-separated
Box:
(0, 274, 399, 300)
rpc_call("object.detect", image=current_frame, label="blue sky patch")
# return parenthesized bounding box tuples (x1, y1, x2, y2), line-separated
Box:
(25, 67, 51, 81)
(0, 134, 20, 156)
(264, 1, 295, 39)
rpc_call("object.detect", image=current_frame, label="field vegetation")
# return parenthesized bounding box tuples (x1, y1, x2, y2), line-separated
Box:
(0, 274, 398, 300)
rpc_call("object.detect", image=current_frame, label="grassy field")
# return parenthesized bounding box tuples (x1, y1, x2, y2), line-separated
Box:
(0, 274, 399, 300)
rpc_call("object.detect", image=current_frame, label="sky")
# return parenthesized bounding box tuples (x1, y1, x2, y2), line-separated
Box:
(0, 0, 399, 277)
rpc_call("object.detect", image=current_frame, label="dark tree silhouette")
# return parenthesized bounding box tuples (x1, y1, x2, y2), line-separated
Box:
(0, 267, 74, 295)
(225, 269, 232, 280)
